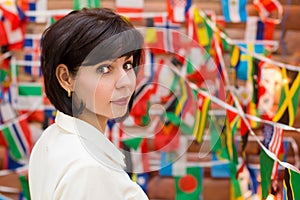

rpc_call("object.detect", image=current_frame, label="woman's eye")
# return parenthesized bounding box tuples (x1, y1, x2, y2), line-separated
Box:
(97, 65, 111, 74)
(123, 63, 133, 70)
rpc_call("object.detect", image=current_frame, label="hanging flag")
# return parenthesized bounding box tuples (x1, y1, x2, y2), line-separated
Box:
(283, 168, 300, 200)
(236, 43, 264, 81)
(122, 137, 149, 173)
(166, 0, 191, 23)
(221, 0, 248, 22)
(115, 0, 143, 13)
(23, 35, 42, 77)
(174, 166, 202, 200)
(244, 16, 276, 42)
(106, 121, 124, 148)
(0, 117, 32, 160)
(0, 16, 9, 46)
(253, 0, 283, 24)
(17, 82, 43, 111)
(159, 136, 187, 176)
(230, 45, 241, 82)
(260, 149, 274, 199)
(193, 92, 211, 143)
(131, 173, 149, 193)
(273, 69, 300, 126)
(18, 0, 47, 22)
(73, 0, 100, 10)
(19, 172, 30, 200)
(145, 16, 181, 54)
(164, 76, 199, 136)
(262, 123, 284, 180)
(186, 6, 212, 48)
(154, 120, 180, 152)
(49, 14, 65, 25)
(0, 0, 26, 50)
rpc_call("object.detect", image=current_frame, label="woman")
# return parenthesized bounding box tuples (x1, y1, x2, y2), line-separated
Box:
(28, 8, 148, 199)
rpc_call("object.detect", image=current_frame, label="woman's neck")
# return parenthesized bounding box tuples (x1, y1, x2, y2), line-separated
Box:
(77, 110, 107, 133)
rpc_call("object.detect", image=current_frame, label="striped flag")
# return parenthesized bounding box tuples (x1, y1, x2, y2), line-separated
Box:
(106, 121, 124, 149)
(19, 172, 30, 200)
(166, 0, 191, 22)
(193, 92, 211, 143)
(187, 6, 212, 48)
(18, 0, 47, 22)
(0, 117, 32, 160)
(273, 69, 300, 126)
(262, 123, 284, 180)
(244, 16, 275, 41)
(221, 0, 248, 22)
(23, 35, 42, 77)
(283, 168, 300, 200)
(17, 82, 43, 111)
(116, 0, 144, 13)
(73, 0, 100, 10)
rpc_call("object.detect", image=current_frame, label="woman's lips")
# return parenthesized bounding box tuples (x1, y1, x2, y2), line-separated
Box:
(111, 96, 130, 106)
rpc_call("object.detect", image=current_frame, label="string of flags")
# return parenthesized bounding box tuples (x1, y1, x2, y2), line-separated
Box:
(1, 0, 300, 199)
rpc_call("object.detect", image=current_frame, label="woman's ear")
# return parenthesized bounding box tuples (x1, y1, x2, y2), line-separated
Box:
(56, 64, 75, 94)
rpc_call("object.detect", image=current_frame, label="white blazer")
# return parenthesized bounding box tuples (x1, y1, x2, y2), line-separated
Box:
(29, 111, 148, 200)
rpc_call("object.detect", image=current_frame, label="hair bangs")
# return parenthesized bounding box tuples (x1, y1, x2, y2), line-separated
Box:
(81, 28, 143, 67)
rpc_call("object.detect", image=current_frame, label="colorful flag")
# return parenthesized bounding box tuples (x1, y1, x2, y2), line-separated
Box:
(283, 168, 300, 200)
(122, 137, 149, 173)
(260, 149, 274, 199)
(131, 173, 149, 193)
(19, 172, 30, 200)
(73, 0, 100, 10)
(253, 0, 283, 23)
(18, 0, 47, 22)
(244, 16, 275, 42)
(17, 82, 43, 111)
(154, 120, 180, 152)
(159, 136, 187, 176)
(221, 0, 248, 22)
(145, 16, 181, 54)
(0, 0, 26, 49)
(23, 35, 42, 77)
(106, 121, 124, 148)
(193, 92, 211, 143)
(0, 117, 32, 160)
(174, 166, 202, 200)
(273, 69, 300, 126)
(187, 6, 212, 48)
(262, 123, 284, 180)
(236, 43, 264, 81)
(115, 0, 143, 13)
(166, 0, 191, 22)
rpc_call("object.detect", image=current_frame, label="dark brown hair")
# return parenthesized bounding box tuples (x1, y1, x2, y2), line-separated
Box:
(41, 8, 144, 117)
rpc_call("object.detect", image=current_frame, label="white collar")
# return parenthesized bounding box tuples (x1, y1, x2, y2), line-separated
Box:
(55, 111, 126, 170)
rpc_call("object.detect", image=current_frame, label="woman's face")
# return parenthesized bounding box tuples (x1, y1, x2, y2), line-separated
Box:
(73, 55, 136, 120)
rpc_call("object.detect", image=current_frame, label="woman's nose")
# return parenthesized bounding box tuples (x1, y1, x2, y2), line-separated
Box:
(115, 68, 135, 88)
